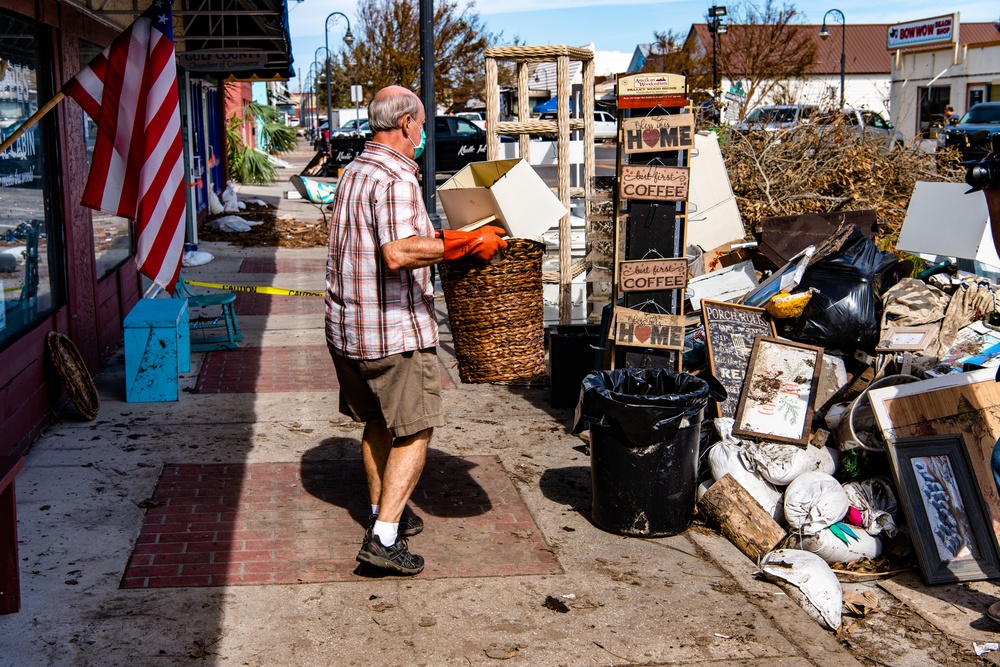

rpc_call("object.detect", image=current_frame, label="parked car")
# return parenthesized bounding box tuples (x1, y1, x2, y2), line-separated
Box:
(937, 102, 1000, 164)
(330, 118, 368, 136)
(535, 110, 617, 141)
(811, 108, 903, 147)
(737, 105, 820, 132)
(324, 115, 510, 173)
(455, 111, 487, 130)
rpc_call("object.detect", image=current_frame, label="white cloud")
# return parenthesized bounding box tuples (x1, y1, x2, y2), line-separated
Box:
(593, 51, 633, 77)
(468, 0, 677, 15)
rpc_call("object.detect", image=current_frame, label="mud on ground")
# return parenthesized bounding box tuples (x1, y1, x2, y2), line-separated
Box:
(199, 205, 329, 249)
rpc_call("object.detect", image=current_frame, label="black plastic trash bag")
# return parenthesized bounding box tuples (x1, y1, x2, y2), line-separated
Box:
(777, 225, 897, 354)
(572, 368, 718, 445)
(572, 368, 725, 537)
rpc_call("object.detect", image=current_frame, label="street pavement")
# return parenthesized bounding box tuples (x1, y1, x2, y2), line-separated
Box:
(0, 148, 865, 666)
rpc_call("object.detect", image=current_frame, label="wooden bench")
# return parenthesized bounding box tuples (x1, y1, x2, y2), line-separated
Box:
(0, 455, 24, 614)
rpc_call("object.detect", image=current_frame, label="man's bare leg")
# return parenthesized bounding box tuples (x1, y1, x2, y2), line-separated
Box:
(376, 427, 431, 523)
(361, 419, 393, 507)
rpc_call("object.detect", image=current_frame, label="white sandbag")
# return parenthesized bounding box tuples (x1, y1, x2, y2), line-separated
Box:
(708, 419, 784, 523)
(843, 477, 899, 537)
(741, 443, 840, 486)
(241, 198, 269, 207)
(208, 190, 224, 215)
(761, 549, 842, 631)
(206, 215, 252, 233)
(788, 524, 882, 564)
(181, 250, 214, 267)
(221, 180, 245, 212)
(784, 472, 849, 535)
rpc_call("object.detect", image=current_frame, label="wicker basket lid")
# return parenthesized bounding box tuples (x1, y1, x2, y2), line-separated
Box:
(45, 331, 100, 421)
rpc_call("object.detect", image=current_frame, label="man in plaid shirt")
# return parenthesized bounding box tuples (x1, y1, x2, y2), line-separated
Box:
(325, 85, 507, 575)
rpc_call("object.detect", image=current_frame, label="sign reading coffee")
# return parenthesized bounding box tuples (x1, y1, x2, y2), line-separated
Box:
(618, 259, 687, 293)
(619, 165, 689, 202)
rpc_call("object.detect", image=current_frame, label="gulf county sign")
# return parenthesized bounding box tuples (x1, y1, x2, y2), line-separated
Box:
(887, 14, 957, 50)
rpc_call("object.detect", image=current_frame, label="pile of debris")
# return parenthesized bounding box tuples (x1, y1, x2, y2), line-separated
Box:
(677, 176, 1000, 633)
(719, 124, 966, 243)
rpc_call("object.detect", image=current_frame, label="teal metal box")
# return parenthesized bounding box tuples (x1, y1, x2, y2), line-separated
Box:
(123, 298, 190, 402)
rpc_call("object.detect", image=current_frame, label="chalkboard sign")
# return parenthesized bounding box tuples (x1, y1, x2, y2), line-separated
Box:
(701, 300, 776, 419)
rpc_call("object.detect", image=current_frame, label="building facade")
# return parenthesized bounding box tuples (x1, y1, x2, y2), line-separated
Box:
(0, 0, 292, 456)
(887, 19, 1000, 138)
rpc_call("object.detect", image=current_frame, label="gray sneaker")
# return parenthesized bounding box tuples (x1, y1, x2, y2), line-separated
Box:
(367, 507, 424, 537)
(356, 534, 425, 575)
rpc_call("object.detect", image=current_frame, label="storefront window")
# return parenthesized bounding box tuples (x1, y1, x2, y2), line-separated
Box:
(0, 10, 62, 350)
(80, 41, 133, 278)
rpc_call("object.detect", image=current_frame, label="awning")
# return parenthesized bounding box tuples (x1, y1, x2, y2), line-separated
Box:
(534, 97, 574, 114)
(61, 0, 295, 81)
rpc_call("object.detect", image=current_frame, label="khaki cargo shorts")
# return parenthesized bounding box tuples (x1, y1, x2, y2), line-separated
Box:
(330, 348, 445, 439)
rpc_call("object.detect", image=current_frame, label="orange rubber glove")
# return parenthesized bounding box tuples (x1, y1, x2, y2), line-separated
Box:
(436, 226, 508, 262)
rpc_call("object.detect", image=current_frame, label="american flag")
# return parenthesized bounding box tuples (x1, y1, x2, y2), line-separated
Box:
(63, 0, 186, 293)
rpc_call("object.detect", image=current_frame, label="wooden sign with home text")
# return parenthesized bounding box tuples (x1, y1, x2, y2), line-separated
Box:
(610, 307, 686, 350)
(619, 258, 687, 293)
(619, 165, 689, 202)
(622, 115, 695, 153)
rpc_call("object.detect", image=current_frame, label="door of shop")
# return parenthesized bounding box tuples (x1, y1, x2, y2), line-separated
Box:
(917, 86, 950, 137)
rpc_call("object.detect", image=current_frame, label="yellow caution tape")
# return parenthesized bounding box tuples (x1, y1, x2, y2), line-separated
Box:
(184, 280, 324, 297)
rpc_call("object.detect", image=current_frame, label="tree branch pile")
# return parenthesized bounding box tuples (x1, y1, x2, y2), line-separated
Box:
(718, 124, 966, 249)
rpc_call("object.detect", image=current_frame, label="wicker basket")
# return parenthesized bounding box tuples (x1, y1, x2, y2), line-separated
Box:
(439, 238, 546, 383)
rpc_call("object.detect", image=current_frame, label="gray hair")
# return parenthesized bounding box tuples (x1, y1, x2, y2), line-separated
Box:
(368, 88, 421, 132)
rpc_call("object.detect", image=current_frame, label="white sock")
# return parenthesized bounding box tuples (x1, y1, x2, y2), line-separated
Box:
(371, 504, 380, 515)
(373, 520, 399, 546)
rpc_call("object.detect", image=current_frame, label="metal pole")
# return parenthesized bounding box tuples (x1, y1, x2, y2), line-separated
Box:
(325, 12, 353, 135)
(419, 0, 439, 226)
(839, 22, 846, 109)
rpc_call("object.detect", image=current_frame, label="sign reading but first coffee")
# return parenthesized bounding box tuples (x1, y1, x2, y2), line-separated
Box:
(619, 165, 689, 202)
(622, 115, 695, 154)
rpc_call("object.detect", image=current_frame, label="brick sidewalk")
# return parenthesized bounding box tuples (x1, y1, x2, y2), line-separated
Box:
(122, 456, 561, 588)
(195, 345, 456, 393)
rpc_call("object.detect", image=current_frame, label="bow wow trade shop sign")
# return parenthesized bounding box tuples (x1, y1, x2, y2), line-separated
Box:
(176, 49, 268, 73)
(619, 259, 688, 293)
(611, 307, 685, 350)
(622, 115, 695, 154)
(619, 165, 689, 202)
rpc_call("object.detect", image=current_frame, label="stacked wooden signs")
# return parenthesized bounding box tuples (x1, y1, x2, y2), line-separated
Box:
(611, 73, 693, 370)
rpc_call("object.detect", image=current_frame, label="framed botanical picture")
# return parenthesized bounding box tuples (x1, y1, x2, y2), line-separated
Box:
(887, 434, 1000, 584)
(732, 336, 823, 445)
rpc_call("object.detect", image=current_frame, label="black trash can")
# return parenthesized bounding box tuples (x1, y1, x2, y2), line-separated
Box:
(572, 369, 720, 537)
(548, 325, 602, 409)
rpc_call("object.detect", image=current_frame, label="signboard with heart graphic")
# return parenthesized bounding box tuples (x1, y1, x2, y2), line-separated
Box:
(622, 115, 695, 154)
(610, 307, 685, 350)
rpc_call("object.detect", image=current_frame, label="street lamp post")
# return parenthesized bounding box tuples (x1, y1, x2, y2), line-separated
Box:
(708, 6, 727, 101)
(819, 9, 845, 109)
(325, 12, 354, 134)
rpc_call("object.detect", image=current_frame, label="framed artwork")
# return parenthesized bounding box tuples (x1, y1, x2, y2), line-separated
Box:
(701, 300, 776, 419)
(867, 368, 1000, 549)
(887, 435, 1000, 584)
(733, 336, 823, 445)
(876, 325, 936, 352)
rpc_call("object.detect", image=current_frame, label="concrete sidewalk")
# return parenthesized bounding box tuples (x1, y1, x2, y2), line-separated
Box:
(0, 153, 861, 666)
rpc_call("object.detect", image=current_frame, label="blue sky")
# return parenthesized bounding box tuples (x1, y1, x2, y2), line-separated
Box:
(287, 0, 999, 91)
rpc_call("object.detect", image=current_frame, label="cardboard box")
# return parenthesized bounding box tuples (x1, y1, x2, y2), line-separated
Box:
(437, 158, 568, 238)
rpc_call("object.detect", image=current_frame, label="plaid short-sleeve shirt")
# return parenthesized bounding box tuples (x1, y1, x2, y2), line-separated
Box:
(324, 142, 437, 360)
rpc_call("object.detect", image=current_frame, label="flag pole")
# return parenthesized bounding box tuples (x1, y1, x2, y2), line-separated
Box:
(0, 91, 65, 154)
